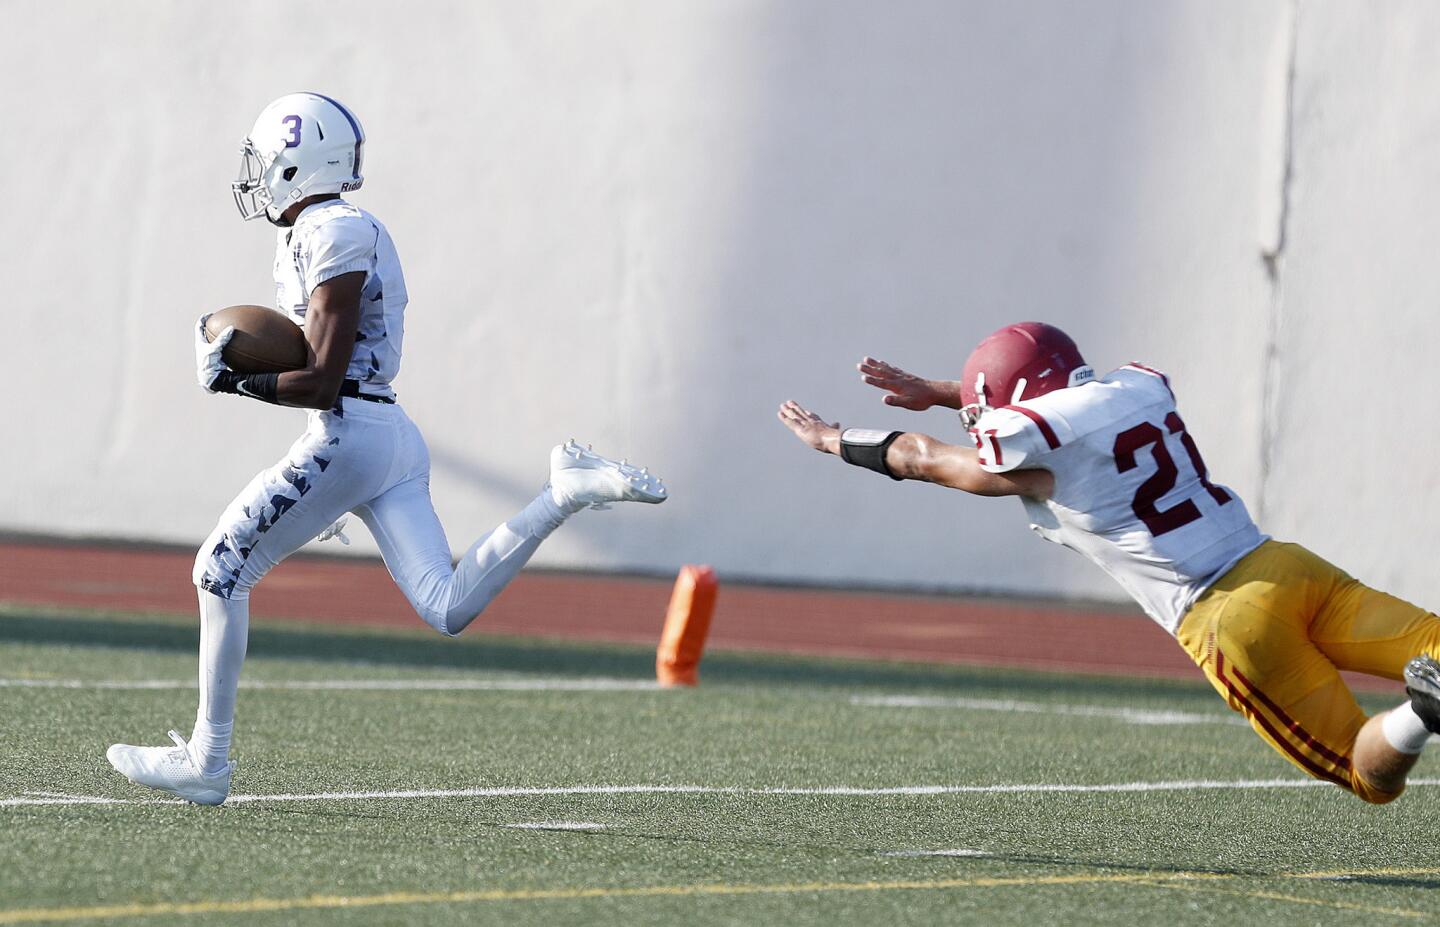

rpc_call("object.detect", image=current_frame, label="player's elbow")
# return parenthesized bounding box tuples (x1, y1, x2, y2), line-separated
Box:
(295, 387, 340, 411)
(311, 380, 344, 410)
(900, 435, 1009, 496)
(893, 435, 973, 488)
(288, 370, 344, 410)
(884, 433, 935, 481)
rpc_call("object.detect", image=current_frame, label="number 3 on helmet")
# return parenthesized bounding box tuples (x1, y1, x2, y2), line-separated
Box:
(958, 322, 1095, 429)
(232, 92, 366, 225)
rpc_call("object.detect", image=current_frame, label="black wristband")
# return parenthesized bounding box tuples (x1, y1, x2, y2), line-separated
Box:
(839, 428, 903, 481)
(212, 371, 280, 404)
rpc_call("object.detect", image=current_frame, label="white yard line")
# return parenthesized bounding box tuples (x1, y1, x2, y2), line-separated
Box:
(7, 678, 1236, 728)
(852, 694, 1244, 726)
(502, 821, 608, 830)
(5, 778, 1436, 809)
(0, 678, 658, 692)
(3, 796, 132, 806)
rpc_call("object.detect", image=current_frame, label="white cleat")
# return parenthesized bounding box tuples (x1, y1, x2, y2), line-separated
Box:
(549, 440, 668, 510)
(106, 730, 234, 806)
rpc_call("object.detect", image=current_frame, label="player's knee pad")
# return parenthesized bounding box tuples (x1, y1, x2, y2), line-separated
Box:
(1350, 771, 1404, 805)
(411, 605, 459, 638)
(395, 584, 457, 636)
(193, 523, 259, 602)
(402, 584, 480, 638)
(195, 506, 285, 601)
(409, 601, 481, 638)
(441, 608, 480, 638)
(195, 483, 320, 602)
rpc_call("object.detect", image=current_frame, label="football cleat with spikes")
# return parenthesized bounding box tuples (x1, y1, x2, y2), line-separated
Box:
(106, 730, 235, 806)
(548, 440, 668, 510)
(1403, 655, 1440, 735)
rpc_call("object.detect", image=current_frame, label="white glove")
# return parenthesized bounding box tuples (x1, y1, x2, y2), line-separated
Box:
(195, 315, 235, 392)
(315, 516, 351, 545)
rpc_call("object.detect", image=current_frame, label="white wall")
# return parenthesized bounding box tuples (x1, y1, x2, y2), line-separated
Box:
(2, 1, 1436, 607)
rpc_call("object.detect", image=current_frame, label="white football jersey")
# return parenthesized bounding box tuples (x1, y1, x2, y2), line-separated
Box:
(971, 365, 1266, 634)
(273, 199, 408, 397)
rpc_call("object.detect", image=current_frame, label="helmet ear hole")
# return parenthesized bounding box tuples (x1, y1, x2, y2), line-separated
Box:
(282, 166, 298, 182)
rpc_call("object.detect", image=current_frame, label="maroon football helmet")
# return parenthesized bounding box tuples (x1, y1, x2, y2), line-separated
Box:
(958, 322, 1094, 428)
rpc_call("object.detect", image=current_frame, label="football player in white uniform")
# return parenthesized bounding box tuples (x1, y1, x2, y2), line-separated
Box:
(106, 93, 667, 805)
(779, 321, 1440, 803)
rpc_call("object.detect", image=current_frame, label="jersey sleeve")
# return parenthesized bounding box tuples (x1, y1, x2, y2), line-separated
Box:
(300, 215, 376, 294)
(970, 407, 1056, 473)
(1117, 363, 1175, 399)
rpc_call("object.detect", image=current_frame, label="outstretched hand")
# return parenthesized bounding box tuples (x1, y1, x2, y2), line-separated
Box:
(777, 400, 841, 454)
(857, 357, 943, 411)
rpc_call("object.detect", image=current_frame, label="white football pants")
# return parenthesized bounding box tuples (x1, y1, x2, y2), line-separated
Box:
(187, 400, 571, 772)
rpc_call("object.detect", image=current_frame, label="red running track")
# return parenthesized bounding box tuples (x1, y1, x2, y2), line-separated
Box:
(0, 539, 1400, 692)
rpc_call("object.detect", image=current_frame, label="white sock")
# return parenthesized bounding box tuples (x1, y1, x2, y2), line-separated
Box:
(531, 488, 576, 533)
(189, 718, 233, 776)
(190, 589, 249, 775)
(546, 482, 587, 517)
(1382, 701, 1432, 755)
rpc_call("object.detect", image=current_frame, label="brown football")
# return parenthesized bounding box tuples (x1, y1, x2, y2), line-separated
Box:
(205, 305, 308, 374)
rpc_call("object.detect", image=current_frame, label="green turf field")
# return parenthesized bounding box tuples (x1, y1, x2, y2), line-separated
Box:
(2, 604, 1437, 925)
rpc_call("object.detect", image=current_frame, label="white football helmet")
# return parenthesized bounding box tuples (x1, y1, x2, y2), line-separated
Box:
(232, 92, 366, 225)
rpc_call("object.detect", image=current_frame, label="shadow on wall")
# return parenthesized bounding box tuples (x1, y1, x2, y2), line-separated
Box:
(657, 1, 1187, 594)
(427, 440, 541, 507)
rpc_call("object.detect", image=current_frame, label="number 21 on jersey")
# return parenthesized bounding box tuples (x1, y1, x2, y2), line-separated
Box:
(1113, 412, 1230, 537)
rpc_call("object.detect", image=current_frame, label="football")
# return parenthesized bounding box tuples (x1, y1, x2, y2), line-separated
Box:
(205, 305, 308, 374)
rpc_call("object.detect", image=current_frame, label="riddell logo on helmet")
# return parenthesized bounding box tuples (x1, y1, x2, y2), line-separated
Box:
(1074, 368, 1094, 383)
(340, 180, 365, 192)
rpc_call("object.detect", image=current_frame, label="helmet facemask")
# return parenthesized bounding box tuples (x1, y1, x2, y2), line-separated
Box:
(958, 372, 989, 430)
(232, 140, 277, 221)
(233, 140, 312, 225)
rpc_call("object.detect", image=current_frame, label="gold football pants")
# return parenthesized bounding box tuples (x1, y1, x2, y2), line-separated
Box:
(1177, 541, 1440, 803)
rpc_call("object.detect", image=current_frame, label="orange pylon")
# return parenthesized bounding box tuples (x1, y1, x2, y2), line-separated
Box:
(656, 565, 718, 687)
